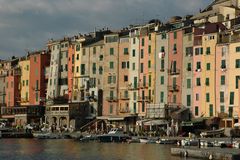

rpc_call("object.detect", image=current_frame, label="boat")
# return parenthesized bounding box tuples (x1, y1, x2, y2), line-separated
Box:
(181, 139, 198, 146)
(97, 128, 130, 143)
(139, 137, 149, 144)
(79, 134, 98, 142)
(156, 139, 177, 145)
(200, 128, 225, 138)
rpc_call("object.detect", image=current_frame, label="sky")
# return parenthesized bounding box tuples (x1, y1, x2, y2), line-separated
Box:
(0, 0, 212, 59)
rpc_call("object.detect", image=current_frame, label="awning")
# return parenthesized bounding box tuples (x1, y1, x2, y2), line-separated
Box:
(97, 115, 136, 121)
(182, 118, 205, 127)
(136, 119, 150, 126)
(144, 119, 168, 126)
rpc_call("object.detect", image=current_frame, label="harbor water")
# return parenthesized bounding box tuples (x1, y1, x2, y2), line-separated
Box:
(0, 139, 199, 160)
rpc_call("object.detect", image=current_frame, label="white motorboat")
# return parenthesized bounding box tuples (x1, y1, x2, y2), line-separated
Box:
(139, 138, 149, 144)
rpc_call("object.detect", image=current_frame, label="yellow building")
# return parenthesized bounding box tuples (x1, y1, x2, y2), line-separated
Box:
(19, 57, 30, 105)
(200, 32, 217, 117)
(228, 42, 240, 119)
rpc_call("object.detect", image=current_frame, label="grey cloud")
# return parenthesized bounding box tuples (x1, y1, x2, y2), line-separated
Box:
(0, 0, 211, 59)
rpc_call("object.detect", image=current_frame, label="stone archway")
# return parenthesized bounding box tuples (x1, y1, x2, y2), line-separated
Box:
(59, 117, 68, 128)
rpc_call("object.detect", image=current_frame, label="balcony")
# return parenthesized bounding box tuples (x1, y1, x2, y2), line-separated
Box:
(168, 69, 180, 75)
(137, 96, 151, 102)
(160, 68, 165, 72)
(168, 85, 179, 92)
(128, 83, 139, 90)
(138, 83, 148, 89)
(119, 108, 130, 113)
(120, 95, 130, 100)
(106, 96, 118, 102)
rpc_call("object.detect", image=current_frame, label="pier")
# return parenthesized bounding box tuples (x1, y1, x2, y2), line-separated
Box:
(171, 147, 240, 160)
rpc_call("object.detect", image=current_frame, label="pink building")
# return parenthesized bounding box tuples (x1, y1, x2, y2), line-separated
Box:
(29, 51, 50, 105)
(168, 30, 183, 106)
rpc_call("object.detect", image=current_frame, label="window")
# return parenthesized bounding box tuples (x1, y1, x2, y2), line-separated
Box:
(110, 48, 114, 55)
(236, 59, 240, 68)
(26, 92, 28, 101)
(26, 65, 29, 71)
(76, 66, 79, 73)
(149, 75, 151, 87)
(187, 95, 191, 106)
(186, 47, 193, 56)
(187, 79, 191, 88)
(205, 78, 210, 86)
(50, 79, 52, 86)
(222, 47, 226, 56)
(236, 46, 240, 52)
(206, 93, 210, 102)
(221, 75, 225, 85)
(173, 95, 177, 103)
(109, 62, 114, 69)
(196, 93, 199, 101)
(143, 76, 146, 86)
(122, 62, 126, 69)
(160, 76, 164, 85)
(206, 63, 211, 70)
(187, 63, 191, 71)
(124, 48, 128, 55)
(161, 46, 165, 52)
(196, 62, 201, 70)
(161, 59, 164, 70)
(148, 45, 151, 54)
(148, 60, 151, 68)
(195, 47, 203, 55)
(206, 47, 211, 55)
(220, 92, 224, 103)
(141, 38, 145, 46)
(236, 76, 240, 89)
(26, 80, 28, 86)
(36, 92, 38, 102)
(160, 92, 164, 103)
(81, 64, 85, 75)
(133, 103, 136, 113)
(22, 80, 25, 87)
(229, 107, 233, 117)
(36, 80, 39, 90)
(195, 106, 199, 116)
(34, 57, 37, 62)
(173, 44, 177, 53)
(141, 49, 144, 58)
(109, 105, 113, 114)
(148, 34, 151, 40)
(133, 38, 136, 44)
(65, 64, 68, 71)
(162, 33, 166, 39)
(92, 63, 96, 74)
(209, 104, 213, 117)
(99, 66, 103, 75)
(132, 49, 136, 57)
(196, 78, 201, 86)
(76, 54, 79, 60)
(99, 55, 103, 61)
(93, 47, 96, 54)
(133, 91, 137, 100)
(220, 105, 225, 113)
(76, 44, 80, 51)
(230, 92, 234, 105)
(124, 75, 128, 82)
(132, 63, 135, 70)
(221, 60, 226, 69)
(174, 32, 177, 39)
(140, 63, 144, 73)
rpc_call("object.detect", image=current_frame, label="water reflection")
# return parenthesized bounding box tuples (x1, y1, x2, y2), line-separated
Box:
(0, 139, 197, 160)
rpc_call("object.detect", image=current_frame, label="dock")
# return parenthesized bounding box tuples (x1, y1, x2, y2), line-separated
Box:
(171, 147, 240, 160)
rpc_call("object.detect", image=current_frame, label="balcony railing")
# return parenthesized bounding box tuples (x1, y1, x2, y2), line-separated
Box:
(119, 108, 130, 113)
(168, 69, 180, 75)
(137, 96, 151, 102)
(168, 85, 179, 92)
(106, 96, 118, 102)
(120, 95, 130, 100)
(128, 83, 139, 90)
(138, 83, 148, 89)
